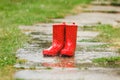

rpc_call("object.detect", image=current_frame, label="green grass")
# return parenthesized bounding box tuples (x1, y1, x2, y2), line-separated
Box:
(0, 26, 27, 80)
(93, 25, 120, 66)
(0, 0, 91, 79)
(0, 66, 15, 80)
(94, 25, 120, 43)
(111, 0, 120, 6)
(92, 14, 120, 68)
(93, 57, 120, 67)
(0, 0, 91, 25)
(0, 27, 27, 67)
(83, 24, 120, 42)
(82, 24, 120, 66)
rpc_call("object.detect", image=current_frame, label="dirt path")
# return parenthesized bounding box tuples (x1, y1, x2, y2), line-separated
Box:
(14, 2, 120, 80)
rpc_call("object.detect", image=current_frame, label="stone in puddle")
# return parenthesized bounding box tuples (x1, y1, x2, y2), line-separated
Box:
(53, 12, 120, 26)
(84, 5, 120, 13)
(14, 68, 120, 80)
(91, 1, 111, 5)
(75, 51, 119, 62)
(77, 31, 99, 38)
(77, 42, 106, 46)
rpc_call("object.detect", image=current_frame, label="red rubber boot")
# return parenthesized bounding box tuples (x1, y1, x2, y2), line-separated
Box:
(60, 23, 77, 57)
(43, 23, 65, 56)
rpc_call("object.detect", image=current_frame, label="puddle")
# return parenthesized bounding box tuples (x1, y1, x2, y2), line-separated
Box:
(42, 57, 76, 68)
(16, 33, 119, 69)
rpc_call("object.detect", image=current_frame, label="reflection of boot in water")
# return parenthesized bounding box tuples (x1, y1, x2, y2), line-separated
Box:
(42, 57, 75, 68)
(59, 58, 75, 68)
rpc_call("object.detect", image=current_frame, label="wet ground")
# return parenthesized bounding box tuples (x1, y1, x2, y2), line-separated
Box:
(14, 1, 120, 80)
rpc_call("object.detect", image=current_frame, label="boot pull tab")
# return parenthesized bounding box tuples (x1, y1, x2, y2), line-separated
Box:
(73, 22, 75, 25)
(72, 22, 77, 27)
(63, 22, 66, 25)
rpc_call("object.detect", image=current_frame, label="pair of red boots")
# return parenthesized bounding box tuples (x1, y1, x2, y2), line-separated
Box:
(43, 22, 77, 57)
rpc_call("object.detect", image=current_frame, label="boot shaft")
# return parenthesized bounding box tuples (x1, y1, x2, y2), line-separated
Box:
(52, 23, 65, 44)
(65, 23, 78, 45)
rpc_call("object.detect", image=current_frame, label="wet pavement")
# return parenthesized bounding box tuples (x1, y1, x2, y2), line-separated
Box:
(84, 5, 120, 13)
(14, 2, 120, 80)
(15, 68, 120, 80)
(53, 12, 120, 26)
